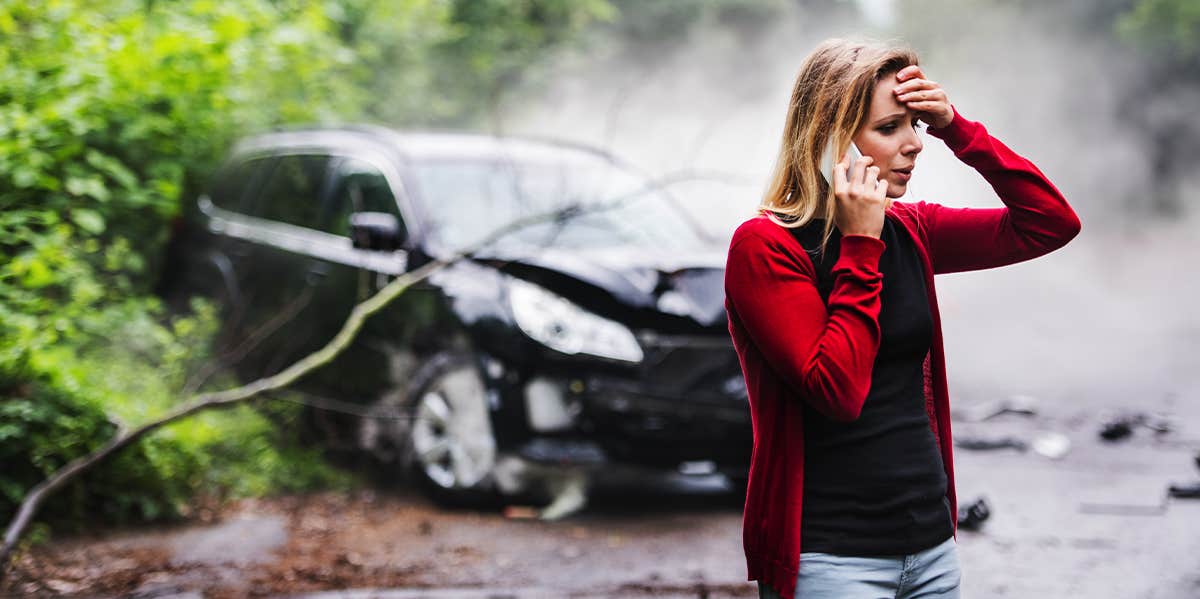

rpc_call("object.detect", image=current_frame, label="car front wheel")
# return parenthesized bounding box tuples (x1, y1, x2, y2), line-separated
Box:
(404, 353, 499, 505)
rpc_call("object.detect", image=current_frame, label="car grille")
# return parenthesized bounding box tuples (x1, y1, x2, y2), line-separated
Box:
(633, 332, 745, 402)
(579, 333, 751, 465)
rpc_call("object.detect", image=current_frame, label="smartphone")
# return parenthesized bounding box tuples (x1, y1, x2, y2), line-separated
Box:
(819, 139, 863, 186)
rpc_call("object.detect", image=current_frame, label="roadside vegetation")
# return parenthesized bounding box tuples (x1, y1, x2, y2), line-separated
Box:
(0, 0, 616, 539)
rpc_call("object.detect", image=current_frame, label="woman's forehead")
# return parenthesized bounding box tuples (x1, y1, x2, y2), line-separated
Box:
(869, 76, 911, 119)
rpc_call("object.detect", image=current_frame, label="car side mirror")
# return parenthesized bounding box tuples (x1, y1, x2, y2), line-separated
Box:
(349, 212, 404, 251)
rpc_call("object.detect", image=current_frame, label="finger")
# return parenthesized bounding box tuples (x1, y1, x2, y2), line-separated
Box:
(906, 100, 949, 113)
(893, 78, 939, 95)
(850, 155, 872, 188)
(874, 178, 889, 200)
(897, 89, 946, 103)
(836, 149, 853, 171)
(833, 160, 850, 195)
(866, 165, 881, 188)
(896, 65, 924, 82)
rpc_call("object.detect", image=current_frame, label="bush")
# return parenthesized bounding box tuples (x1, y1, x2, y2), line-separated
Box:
(0, 0, 610, 535)
(0, 295, 352, 530)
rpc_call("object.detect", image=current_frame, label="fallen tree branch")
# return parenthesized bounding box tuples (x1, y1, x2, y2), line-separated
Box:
(0, 257, 443, 579)
(0, 199, 591, 580)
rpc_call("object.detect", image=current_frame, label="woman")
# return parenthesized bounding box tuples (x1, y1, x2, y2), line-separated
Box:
(724, 39, 1080, 599)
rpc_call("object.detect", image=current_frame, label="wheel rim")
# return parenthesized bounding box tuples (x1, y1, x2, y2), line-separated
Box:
(410, 366, 496, 490)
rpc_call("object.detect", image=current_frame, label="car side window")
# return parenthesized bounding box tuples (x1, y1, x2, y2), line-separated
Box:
(322, 157, 407, 240)
(250, 154, 330, 229)
(208, 157, 273, 213)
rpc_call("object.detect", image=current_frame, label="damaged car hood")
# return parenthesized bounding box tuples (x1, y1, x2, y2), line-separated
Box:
(480, 246, 729, 327)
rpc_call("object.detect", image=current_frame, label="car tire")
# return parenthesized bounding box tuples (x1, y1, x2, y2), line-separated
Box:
(400, 352, 500, 507)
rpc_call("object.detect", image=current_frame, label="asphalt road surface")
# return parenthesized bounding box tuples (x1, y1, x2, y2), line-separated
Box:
(6, 396, 1199, 598)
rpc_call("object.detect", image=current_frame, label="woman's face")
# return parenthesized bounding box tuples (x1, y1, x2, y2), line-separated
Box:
(852, 73, 924, 199)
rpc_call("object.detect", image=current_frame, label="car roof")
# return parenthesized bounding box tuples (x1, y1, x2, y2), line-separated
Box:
(230, 125, 620, 167)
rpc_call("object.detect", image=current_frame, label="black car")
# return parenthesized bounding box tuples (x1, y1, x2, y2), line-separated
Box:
(163, 126, 751, 503)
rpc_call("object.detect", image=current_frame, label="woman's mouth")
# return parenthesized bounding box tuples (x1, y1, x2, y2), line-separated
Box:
(893, 167, 913, 182)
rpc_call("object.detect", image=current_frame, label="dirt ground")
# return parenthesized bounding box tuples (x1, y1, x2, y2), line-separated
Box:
(5, 397, 1200, 599)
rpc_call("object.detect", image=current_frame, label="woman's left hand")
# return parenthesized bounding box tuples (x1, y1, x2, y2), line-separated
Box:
(893, 66, 954, 129)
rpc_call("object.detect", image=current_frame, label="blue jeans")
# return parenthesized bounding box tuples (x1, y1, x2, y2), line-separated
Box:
(759, 536, 961, 599)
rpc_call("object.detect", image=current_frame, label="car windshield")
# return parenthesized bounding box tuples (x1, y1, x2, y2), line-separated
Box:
(408, 154, 708, 253)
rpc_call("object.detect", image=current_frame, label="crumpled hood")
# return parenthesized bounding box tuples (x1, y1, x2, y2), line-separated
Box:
(480, 246, 729, 327)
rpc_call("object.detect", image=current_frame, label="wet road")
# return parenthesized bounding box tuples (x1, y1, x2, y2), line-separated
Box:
(7, 395, 1200, 598)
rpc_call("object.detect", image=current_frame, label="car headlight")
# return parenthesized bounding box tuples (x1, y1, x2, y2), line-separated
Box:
(508, 278, 644, 363)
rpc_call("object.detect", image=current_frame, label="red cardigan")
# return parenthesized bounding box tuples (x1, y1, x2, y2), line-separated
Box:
(724, 107, 1081, 599)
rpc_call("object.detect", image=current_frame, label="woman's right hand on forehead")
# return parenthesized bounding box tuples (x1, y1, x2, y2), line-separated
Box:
(832, 153, 888, 238)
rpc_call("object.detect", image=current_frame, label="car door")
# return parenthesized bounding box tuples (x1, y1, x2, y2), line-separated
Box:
(303, 154, 417, 403)
(229, 152, 336, 379)
(191, 155, 279, 351)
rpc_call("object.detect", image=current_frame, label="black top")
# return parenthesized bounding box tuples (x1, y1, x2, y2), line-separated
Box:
(791, 217, 954, 556)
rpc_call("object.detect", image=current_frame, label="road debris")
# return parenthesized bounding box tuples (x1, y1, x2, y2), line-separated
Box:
(1166, 452, 1200, 499)
(1098, 412, 1175, 442)
(955, 435, 1027, 452)
(494, 457, 589, 520)
(1099, 416, 1135, 441)
(502, 506, 541, 519)
(957, 497, 991, 531)
(1030, 432, 1071, 459)
(955, 394, 1040, 422)
(955, 432, 1071, 459)
(1167, 482, 1200, 499)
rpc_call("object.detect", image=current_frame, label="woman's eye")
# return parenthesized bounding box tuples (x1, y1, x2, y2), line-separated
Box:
(878, 124, 897, 134)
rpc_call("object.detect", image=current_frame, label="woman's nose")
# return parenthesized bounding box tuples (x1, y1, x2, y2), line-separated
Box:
(905, 130, 923, 156)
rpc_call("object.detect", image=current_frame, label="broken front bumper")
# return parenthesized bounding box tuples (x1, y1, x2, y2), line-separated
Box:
(502, 334, 752, 474)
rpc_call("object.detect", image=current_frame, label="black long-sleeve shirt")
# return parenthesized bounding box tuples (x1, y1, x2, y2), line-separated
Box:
(792, 217, 954, 556)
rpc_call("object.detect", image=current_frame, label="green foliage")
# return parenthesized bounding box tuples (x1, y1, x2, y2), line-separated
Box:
(0, 0, 390, 534)
(1116, 0, 1200, 70)
(335, 0, 615, 126)
(0, 311, 351, 528)
(0, 0, 621, 536)
(426, 0, 616, 124)
(0, 0, 365, 287)
(0, 0, 618, 311)
(0, 362, 194, 527)
(0, 294, 350, 528)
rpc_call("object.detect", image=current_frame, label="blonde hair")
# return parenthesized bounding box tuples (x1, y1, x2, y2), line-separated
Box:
(760, 38, 919, 256)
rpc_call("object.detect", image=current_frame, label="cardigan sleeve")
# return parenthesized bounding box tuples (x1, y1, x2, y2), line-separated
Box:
(919, 107, 1082, 274)
(725, 228, 885, 422)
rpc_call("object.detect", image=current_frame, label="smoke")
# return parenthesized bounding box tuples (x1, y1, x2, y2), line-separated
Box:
(500, 0, 1200, 415)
